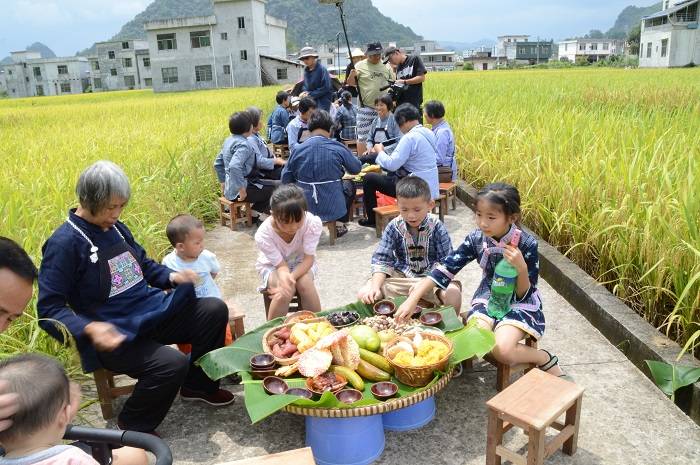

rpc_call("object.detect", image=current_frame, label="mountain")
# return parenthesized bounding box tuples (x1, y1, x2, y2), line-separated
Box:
(605, 2, 662, 39)
(80, 0, 420, 55)
(1, 42, 56, 64)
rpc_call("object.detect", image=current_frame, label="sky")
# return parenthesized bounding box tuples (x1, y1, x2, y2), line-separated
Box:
(0, 0, 656, 58)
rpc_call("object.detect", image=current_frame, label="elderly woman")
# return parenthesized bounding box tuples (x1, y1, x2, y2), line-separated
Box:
(37, 161, 233, 435)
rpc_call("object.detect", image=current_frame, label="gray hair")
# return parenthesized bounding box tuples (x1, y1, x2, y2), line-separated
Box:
(76, 161, 131, 215)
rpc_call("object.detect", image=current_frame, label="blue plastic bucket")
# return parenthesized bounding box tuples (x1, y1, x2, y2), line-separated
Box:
(305, 414, 385, 465)
(382, 396, 436, 431)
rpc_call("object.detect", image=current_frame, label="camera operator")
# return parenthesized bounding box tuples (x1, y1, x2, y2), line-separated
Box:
(346, 42, 393, 156)
(383, 46, 427, 114)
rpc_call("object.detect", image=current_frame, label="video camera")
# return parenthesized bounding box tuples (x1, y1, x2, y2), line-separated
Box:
(379, 80, 405, 103)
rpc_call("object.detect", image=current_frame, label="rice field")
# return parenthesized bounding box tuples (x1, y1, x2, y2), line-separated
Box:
(0, 67, 698, 364)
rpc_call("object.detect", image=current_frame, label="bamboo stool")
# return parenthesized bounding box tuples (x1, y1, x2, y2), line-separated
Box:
(439, 182, 457, 210)
(373, 205, 400, 238)
(93, 369, 135, 420)
(485, 368, 584, 465)
(218, 197, 253, 231)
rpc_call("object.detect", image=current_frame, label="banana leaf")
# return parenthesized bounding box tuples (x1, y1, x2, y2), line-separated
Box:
(645, 360, 700, 401)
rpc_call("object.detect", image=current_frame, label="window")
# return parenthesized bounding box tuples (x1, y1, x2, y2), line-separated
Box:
(35, 85, 44, 96)
(221, 32, 228, 40)
(161, 67, 178, 83)
(157, 33, 177, 51)
(110, 68, 117, 76)
(25, 77, 29, 82)
(94, 78, 102, 89)
(124, 75, 135, 87)
(33, 67, 41, 77)
(420, 45, 426, 52)
(92, 61, 100, 71)
(647, 42, 652, 58)
(276, 68, 287, 80)
(190, 31, 211, 49)
(327, 58, 333, 65)
(143, 57, 150, 68)
(661, 39, 668, 57)
(238, 16, 245, 29)
(60, 83, 71, 93)
(7, 70, 11, 75)
(57, 65, 68, 75)
(144, 78, 152, 87)
(240, 50, 248, 60)
(603, 43, 609, 51)
(223, 64, 231, 75)
(108, 50, 115, 59)
(579, 43, 586, 51)
(123, 58, 132, 68)
(122, 41, 130, 49)
(195, 65, 213, 82)
(590, 43, 598, 51)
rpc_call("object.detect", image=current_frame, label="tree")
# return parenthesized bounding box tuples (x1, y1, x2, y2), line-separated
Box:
(585, 29, 605, 39)
(627, 23, 641, 56)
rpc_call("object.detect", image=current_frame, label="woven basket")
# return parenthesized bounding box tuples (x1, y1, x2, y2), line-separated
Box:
(384, 332, 454, 387)
(262, 317, 329, 366)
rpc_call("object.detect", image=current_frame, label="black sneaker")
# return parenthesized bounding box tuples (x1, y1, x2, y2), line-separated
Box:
(180, 387, 235, 406)
(358, 219, 375, 228)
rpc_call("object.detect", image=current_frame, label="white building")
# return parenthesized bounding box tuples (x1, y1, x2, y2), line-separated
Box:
(90, 39, 152, 91)
(464, 51, 498, 71)
(557, 39, 626, 62)
(639, 0, 699, 67)
(0, 51, 90, 98)
(496, 35, 530, 59)
(144, 0, 300, 93)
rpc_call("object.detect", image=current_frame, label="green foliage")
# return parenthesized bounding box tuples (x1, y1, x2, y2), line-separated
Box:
(463, 62, 474, 71)
(646, 360, 700, 401)
(606, 2, 662, 39)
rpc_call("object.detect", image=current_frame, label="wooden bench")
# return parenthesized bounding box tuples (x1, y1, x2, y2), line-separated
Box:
(463, 335, 538, 391)
(439, 182, 457, 210)
(373, 205, 400, 238)
(219, 197, 253, 231)
(220, 447, 316, 465)
(486, 368, 584, 465)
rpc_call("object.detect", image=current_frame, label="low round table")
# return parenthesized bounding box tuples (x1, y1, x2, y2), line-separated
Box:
(283, 370, 454, 465)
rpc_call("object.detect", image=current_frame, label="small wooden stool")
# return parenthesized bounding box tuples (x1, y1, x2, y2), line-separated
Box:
(349, 188, 364, 222)
(219, 197, 253, 231)
(463, 336, 538, 391)
(93, 369, 135, 420)
(485, 368, 584, 465)
(439, 182, 457, 210)
(323, 221, 337, 246)
(373, 205, 400, 238)
(433, 194, 447, 222)
(222, 447, 315, 465)
(229, 311, 246, 340)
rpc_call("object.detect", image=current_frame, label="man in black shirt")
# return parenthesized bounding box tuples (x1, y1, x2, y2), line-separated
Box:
(383, 46, 428, 112)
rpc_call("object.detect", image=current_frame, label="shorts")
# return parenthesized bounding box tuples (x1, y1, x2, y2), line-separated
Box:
(466, 295, 545, 340)
(373, 275, 462, 306)
(356, 107, 378, 142)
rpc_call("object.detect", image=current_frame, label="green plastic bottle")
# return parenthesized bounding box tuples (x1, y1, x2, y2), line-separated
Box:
(487, 228, 521, 319)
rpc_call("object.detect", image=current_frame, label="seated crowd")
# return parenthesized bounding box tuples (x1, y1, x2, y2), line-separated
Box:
(0, 41, 566, 465)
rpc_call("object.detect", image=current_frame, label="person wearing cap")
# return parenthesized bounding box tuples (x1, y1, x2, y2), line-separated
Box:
(346, 42, 393, 156)
(299, 47, 334, 112)
(384, 46, 428, 113)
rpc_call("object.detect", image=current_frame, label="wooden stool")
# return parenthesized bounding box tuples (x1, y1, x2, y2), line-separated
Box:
(323, 221, 337, 246)
(343, 139, 358, 154)
(93, 369, 136, 420)
(219, 197, 253, 231)
(222, 447, 315, 465)
(229, 311, 245, 340)
(463, 336, 538, 391)
(485, 368, 584, 465)
(439, 182, 457, 210)
(272, 144, 290, 158)
(431, 194, 447, 222)
(373, 205, 400, 238)
(349, 188, 364, 222)
(261, 289, 302, 320)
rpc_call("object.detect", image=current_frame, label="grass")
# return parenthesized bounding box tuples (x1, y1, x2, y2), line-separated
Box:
(0, 67, 698, 370)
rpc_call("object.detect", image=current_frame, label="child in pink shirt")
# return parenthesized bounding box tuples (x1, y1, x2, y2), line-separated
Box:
(255, 184, 323, 320)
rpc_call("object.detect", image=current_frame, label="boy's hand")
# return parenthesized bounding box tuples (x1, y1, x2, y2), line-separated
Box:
(0, 380, 19, 432)
(503, 244, 527, 274)
(359, 284, 383, 305)
(394, 300, 415, 322)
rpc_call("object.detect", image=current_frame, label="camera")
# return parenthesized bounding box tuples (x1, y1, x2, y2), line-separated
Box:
(379, 80, 405, 103)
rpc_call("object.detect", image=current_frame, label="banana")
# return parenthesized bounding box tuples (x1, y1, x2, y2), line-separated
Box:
(331, 365, 365, 391)
(359, 348, 394, 375)
(356, 359, 391, 382)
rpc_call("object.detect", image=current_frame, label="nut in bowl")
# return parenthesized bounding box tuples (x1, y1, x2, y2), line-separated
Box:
(327, 311, 360, 328)
(371, 382, 398, 401)
(419, 311, 443, 327)
(263, 376, 289, 395)
(373, 300, 396, 317)
(335, 388, 363, 404)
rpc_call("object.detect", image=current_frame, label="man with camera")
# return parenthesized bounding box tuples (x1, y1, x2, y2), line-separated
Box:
(383, 46, 427, 114)
(346, 42, 393, 156)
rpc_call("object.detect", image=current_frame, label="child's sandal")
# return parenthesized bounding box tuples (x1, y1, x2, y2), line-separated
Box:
(537, 349, 574, 382)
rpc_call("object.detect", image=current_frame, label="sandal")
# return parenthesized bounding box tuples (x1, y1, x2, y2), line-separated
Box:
(336, 224, 349, 238)
(538, 349, 574, 382)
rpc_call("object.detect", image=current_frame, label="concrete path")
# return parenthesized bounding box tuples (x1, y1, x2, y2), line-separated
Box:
(81, 201, 700, 465)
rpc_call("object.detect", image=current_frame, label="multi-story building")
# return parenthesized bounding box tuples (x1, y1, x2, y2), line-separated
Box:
(557, 38, 626, 62)
(639, 0, 699, 67)
(464, 51, 498, 71)
(0, 51, 90, 98)
(144, 0, 301, 93)
(496, 35, 530, 59)
(90, 39, 152, 91)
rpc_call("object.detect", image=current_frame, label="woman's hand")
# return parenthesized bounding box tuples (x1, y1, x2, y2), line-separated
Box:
(170, 269, 200, 285)
(0, 380, 19, 432)
(85, 321, 126, 352)
(503, 244, 527, 274)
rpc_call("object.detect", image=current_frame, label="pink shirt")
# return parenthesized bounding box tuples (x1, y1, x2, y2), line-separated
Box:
(255, 212, 322, 278)
(0, 445, 99, 465)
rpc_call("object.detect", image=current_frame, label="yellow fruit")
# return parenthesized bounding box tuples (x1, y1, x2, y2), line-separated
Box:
(359, 348, 393, 374)
(393, 351, 414, 366)
(356, 359, 391, 382)
(331, 365, 365, 391)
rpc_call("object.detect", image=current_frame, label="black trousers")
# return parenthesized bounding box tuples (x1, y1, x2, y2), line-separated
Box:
(362, 173, 397, 224)
(97, 296, 228, 432)
(245, 184, 276, 214)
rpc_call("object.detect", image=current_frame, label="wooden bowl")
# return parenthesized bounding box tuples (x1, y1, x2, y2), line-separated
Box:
(263, 376, 289, 395)
(373, 300, 396, 317)
(250, 367, 277, 380)
(285, 388, 314, 399)
(305, 373, 348, 395)
(371, 382, 398, 401)
(335, 388, 363, 404)
(419, 312, 443, 326)
(250, 353, 276, 370)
